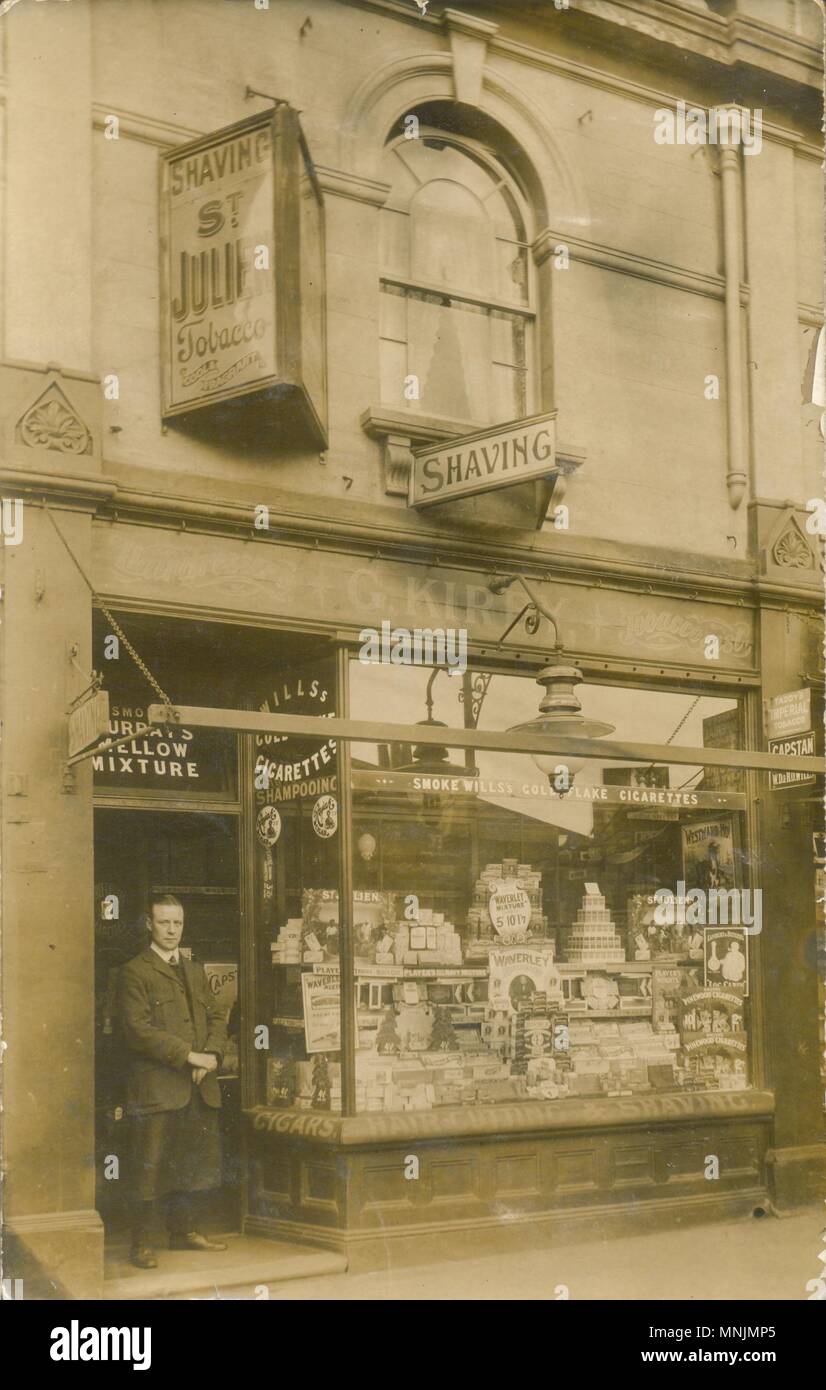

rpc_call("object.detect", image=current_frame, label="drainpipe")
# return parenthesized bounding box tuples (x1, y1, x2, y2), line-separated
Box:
(718, 134, 748, 510)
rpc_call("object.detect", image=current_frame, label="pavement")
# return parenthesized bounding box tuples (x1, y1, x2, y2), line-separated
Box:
(102, 1203, 826, 1300)
(261, 1205, 826, 1301)
(103, 1236, 346, 1301)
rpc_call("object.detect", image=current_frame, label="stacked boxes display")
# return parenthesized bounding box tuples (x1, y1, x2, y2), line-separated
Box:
(525, 1055, 564, 1098)
(467, 860, 547, 942)
(566, 883, 625, 963)
(510, 997, 566, 1075)
(481, 1008, 512, 1056)
(564, 1020, 678, 1094)
(270, 918, 303, 964)
(392, 907, 463, 965)
(355, 1049, 520, 1110)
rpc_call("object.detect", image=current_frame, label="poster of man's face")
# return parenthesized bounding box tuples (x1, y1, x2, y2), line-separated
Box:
(509, 974, 535, 1007)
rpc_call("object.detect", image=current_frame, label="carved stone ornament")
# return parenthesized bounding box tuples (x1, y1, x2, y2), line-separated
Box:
(382, 433, 414, 498)
(771, 515, 815, 570)
(17, 383, 92, 455)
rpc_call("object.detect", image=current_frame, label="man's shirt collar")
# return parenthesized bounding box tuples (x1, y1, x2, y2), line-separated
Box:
(150, 942, 180, 965)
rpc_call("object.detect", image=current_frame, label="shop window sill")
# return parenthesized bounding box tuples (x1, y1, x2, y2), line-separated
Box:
(247, 1088, 774, 1147)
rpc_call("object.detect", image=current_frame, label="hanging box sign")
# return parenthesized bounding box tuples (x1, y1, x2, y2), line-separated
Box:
(410, 411, 557, 509)
(768, 731, 817, 789)
(764, 688, 811, 739)
(160, 106, 327, 446)
(68, 690, 111, 758)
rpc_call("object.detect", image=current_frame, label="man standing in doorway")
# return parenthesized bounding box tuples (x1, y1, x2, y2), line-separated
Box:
(117, 893, 228, 1269)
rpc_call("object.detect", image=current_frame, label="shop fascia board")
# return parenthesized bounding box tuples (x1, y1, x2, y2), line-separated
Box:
(146, 704, 824, 777)
(92, 484, 774, 609)
(14, 472, 819, 611)
(73, 465, 817, 606)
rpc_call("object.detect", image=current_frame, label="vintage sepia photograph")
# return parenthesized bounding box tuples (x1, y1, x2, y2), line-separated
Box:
(0, 0, 825, 1342)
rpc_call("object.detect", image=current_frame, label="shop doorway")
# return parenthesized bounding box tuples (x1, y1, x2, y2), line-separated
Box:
(94, 808, 242, 1242)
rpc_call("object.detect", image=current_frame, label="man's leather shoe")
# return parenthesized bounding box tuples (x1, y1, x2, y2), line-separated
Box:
(130, 1245, 158, 1269)
(169, 1231, 228, 1252)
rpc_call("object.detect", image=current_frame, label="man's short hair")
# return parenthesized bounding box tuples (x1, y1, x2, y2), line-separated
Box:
(148, 892, 184, 915)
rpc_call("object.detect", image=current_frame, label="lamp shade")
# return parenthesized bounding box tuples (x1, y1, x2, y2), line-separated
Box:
(515, 713, 616, 739)
(395, 718, 467, 777)
(509, 662, 615, 742)
(357, 832, 377, 862)
(532, 752, 587, 780)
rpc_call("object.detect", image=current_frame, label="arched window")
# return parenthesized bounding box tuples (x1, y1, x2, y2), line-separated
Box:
(379, 129, 535, 427)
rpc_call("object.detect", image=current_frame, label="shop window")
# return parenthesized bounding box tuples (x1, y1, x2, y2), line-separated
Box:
(816, 848, 826, 1109)
(341, 661, 754, 1115)
(253, 649, 343, 1114)
(378, 132, 534, 427)
(91, 611, 239, 801)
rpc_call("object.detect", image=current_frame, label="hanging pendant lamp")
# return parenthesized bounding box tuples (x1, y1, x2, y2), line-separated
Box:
(509, 660, 615, 795)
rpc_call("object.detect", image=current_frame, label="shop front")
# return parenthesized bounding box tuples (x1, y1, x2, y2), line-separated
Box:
(2, 0, 823, 1306)
(85, 517, 824, 1272)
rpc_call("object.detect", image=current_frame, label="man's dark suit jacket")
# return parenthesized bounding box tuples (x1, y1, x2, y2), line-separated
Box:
(117, 947, 228, 1116)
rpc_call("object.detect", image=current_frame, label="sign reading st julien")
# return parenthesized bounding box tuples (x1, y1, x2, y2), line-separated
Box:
(160, 106, 327, 446)
(163, 118, 274, 409)
(409, 411, 557, 509)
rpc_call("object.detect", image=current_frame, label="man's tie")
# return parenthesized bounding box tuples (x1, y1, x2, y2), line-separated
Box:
(170, 956, 195, 1021)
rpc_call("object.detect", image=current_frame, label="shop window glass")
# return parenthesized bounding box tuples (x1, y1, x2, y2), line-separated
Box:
(346, 660, 752, 1115)
(253, 648, 343, 1114)
(817, 853, 826, 1109)
(91, 610, 237, 799)
(379, 134, 532, 425)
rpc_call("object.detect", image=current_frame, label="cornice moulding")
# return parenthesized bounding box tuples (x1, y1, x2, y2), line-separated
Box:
(521, 0, 820, 88)
(338, 0, 820, 89)
(490, 31, 822, 126)
(728, 14, 822, 77)
(315, 166, 391, 207)
(89, 67, 821, 165)
(750, 496, 825, 512)
(442, 8, 499, 41)
(361, 406, 481, 442)
(337, 0, 441, 30)
(92, 104, 202, 149)
(2, 357, 99, 385)
(544, 231, 748, 305)
(578, 0, 726, 46)
(0, 467, 117, 507)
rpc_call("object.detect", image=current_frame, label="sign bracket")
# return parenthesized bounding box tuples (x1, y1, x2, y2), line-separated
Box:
(66, 722, 157, 769)
(534, 474, 560, 528)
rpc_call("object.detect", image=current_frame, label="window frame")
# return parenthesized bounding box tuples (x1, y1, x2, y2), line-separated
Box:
(378, 128, 538, 427)
(336, 649, 761, 1116)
